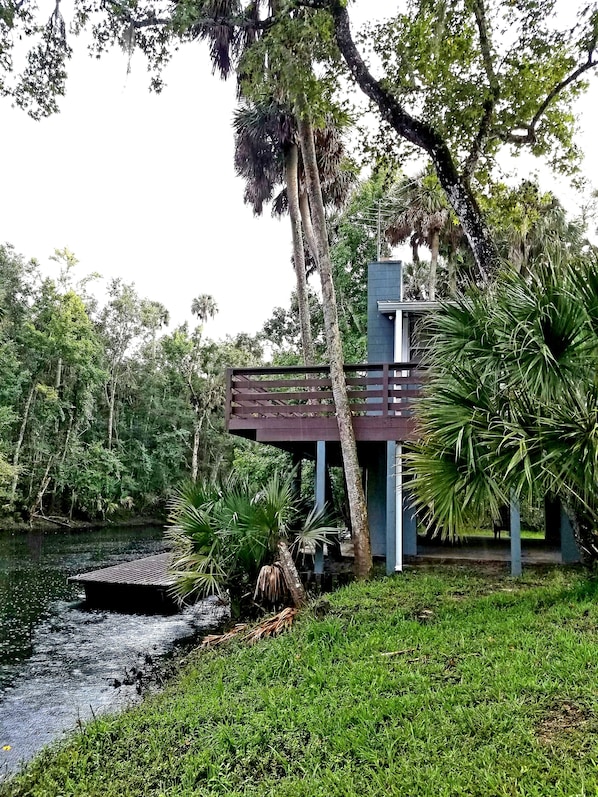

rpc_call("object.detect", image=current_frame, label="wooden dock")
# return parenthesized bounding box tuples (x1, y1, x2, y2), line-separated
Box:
(69, 553, 179, 612)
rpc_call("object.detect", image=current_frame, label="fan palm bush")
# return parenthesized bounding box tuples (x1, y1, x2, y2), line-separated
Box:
(407, 247, 598, 562)
(166, 471, 336, 610)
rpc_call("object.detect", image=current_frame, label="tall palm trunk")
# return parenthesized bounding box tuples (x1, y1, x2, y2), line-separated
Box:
(285, 143, 315, 365)
(296, 109, 372, 579)
(299, 192, 319, 267)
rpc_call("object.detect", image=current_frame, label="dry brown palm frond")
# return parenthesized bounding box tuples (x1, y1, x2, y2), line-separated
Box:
(253, 561, 286, 603)
(244, 607, 298, 643)
(201, 623, 249, 648)
(200, 608, 298, 648)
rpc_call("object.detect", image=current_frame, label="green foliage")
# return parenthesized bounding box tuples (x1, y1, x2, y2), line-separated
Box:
(1, 1, 72, 119)
(8, 568, 598, 797)
(328, 173, 390, 360)
(407, 245, 598, 559)
(166, 470, 335, 603)
(368, 0, 596, 177)
(262, 173, 389, 364)
(0, 241, 277, 523)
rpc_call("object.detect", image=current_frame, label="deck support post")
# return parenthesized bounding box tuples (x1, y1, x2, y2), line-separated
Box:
(510, 493, 522, 576)
(560, 506, 580, 563)
(394, 443, 404, 572)
(315, 440, 326, 575)
(385, 442, 397, 574)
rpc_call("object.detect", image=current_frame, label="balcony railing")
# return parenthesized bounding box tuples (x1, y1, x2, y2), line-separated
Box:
(225, 363, 423, 444)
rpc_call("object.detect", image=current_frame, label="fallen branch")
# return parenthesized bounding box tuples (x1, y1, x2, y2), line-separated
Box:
(380, 648, 417, 658)
(33, 514, 72, 528)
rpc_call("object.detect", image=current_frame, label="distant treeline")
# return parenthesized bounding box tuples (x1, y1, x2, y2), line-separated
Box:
(0, 244, 279, 522)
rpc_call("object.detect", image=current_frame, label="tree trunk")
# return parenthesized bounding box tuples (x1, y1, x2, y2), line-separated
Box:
(429, 230, 439, 301)
(107, 381, 116, 451)
(10, 382, 36, 503)
(30, 456, 54, 517)
(296, 109, 372, 579)
(299, 191, 319, 268)
(191, 419, 201, 482)
(330, 3, 498, 284)
(563, 501, 598, 565)
(285, 143, 315, 365)
(448, 255, 457, 295)
(277, 540, 307, 607)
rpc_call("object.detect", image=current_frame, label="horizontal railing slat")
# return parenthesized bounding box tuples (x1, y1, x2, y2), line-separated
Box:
(226, 362, 423, 430)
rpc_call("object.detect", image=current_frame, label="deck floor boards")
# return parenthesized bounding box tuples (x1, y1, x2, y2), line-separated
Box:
(69, 552, 176, 588)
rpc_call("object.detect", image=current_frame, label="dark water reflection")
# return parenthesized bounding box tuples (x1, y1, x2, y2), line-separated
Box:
(0, 527, 225, 777)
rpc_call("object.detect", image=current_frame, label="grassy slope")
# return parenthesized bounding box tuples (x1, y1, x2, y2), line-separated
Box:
(4, 567, 598, 797)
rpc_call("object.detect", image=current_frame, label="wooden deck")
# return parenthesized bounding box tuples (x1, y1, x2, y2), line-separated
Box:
(225, 362, 423, 447)
(69, 553, 178, 612)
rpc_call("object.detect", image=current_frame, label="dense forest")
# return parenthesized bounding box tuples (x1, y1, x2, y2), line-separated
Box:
(0, 243, 260, 522)
(0, 178, 381, 524)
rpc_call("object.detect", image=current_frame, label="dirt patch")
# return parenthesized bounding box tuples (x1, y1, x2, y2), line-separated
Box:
(537, 701, 589, 745)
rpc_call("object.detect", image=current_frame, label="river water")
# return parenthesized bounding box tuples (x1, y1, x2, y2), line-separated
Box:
(0, 526, 226, 778)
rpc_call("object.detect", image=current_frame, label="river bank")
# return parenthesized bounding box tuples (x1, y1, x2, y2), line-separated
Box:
(3, 565, 598, 797)
(0, 515, 166, 534)
(0, 525, 228, 777)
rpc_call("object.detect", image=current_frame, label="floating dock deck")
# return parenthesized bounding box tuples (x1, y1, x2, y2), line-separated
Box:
(69, 552, 178, 612)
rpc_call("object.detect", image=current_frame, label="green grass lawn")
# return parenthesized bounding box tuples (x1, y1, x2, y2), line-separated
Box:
(4, 566, 598, 797)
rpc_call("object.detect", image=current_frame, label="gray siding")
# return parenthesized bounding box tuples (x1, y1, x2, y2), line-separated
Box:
(367, 260, 402, 363)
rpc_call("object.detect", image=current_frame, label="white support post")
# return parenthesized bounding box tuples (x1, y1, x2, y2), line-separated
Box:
(395, 443, 403, 572)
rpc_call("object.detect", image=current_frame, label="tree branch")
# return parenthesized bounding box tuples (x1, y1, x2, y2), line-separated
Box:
(324, 0, 495, 282)
(463, 0, 500, 180)
(100, 0, 273, 34)
(505, 51, 598, 145)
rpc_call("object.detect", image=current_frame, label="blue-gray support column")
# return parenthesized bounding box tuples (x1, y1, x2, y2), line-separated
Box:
(314, 440, 326, 575)
(367, 261, 402, 363)
(402, 493, 417, 556)
(560, 506, 581, 563)
(510, 494, 522, 576)
(386, 442, 396, 574)
(367, 261, 402, 571)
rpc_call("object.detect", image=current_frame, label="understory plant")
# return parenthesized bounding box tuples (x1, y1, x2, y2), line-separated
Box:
(165, 470, 336, 611)
(407, 248, 598, 562)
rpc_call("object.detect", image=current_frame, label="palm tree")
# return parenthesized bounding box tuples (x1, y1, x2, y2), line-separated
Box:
(491, 182, 587, 276)
(234, 97, 315, 365)
(192, 0, 374, 580)
(385, 170, 463, 299)
(406, 245, 598, 562)
(234, 99, 354, 364)
(191, 294, 218, 324)
(166, 470, 336, 610)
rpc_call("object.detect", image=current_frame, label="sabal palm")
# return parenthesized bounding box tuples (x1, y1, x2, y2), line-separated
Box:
(385, 170, 463, 299)
(407, 246, 598, 561)
(166, 471, 335, 604)
(233, 98, 354, 363)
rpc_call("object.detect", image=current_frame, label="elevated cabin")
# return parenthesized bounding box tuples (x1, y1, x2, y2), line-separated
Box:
(225, 260, 579, 573)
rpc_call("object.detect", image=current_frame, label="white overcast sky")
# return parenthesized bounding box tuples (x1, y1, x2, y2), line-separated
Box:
(0, 1, 597, 340)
